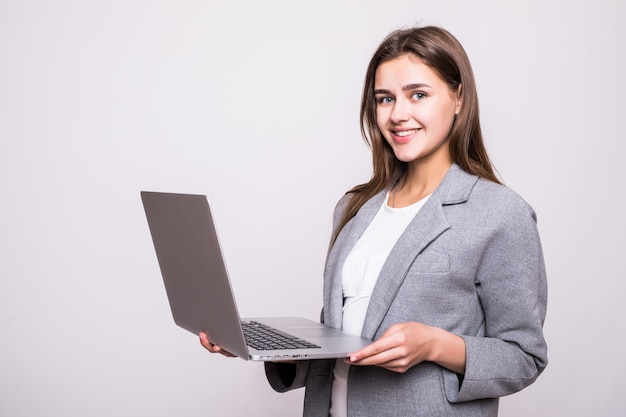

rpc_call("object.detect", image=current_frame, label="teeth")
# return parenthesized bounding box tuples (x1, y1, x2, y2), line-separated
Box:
(396, 129, 417, 137)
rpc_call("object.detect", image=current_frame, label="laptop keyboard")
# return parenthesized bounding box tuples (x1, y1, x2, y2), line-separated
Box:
(242, 321, 321, 351)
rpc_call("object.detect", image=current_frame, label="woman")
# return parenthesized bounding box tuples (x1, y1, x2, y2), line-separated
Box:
(202, 25, 548, 417)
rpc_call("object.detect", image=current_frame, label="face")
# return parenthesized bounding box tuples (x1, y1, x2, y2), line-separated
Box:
(374, 54, 461, 166)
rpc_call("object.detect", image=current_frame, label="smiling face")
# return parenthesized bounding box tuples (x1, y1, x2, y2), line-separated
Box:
(374, 54, 461, 168)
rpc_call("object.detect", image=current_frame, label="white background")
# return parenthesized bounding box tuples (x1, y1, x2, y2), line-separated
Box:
(1, 0, 624, 415)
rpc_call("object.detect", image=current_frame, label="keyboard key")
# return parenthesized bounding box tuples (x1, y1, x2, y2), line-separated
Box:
(241, 321, 321, 350)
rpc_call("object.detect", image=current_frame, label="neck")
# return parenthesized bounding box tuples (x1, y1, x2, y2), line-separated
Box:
(391, 158, 452, 208)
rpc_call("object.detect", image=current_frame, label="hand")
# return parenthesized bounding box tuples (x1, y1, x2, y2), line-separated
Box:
(345, 322, 466, 374)
(199, 332, 236, 358)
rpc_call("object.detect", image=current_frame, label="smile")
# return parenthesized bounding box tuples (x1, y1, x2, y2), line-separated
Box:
(394, 129, 419, 137)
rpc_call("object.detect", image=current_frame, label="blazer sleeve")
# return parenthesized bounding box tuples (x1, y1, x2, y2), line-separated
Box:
(264, 361, 311, 392)
(444, 193, 548, 402)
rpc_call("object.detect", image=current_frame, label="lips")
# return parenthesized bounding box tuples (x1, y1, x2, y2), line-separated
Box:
(391, 128, 420, 143)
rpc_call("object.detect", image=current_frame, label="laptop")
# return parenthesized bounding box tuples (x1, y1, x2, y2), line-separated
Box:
(141, 191, 371, 361)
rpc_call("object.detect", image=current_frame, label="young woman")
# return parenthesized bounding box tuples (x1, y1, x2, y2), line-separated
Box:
(202, 25, 548, 417)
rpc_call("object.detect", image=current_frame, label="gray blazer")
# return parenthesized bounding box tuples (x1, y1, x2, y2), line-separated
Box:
(266, 164, 548, 417)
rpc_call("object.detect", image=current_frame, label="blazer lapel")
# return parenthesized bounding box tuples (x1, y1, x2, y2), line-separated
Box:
(361, 164, 479, 339)
(360, 192, 450, 339)
(323, 164, 479, 334)
(323, 190, 387, 330)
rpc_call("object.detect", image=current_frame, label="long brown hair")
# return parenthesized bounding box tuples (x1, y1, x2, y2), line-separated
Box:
(332, 26, 500, 245)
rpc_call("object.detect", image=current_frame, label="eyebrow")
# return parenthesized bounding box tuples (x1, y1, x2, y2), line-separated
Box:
(374, 83, 432, 95)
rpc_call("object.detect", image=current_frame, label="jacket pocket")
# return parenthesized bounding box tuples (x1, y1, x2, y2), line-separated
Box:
(413, 253, 449, 273)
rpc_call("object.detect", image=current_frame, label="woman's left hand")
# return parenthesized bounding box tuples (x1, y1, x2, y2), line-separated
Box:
(346, 322, 466, 374)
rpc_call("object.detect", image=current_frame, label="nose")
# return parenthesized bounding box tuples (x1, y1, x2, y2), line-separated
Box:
(390, 98, 410, 123)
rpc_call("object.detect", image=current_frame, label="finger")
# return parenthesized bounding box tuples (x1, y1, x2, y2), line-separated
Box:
(199, 332, 221, 353)
(347, 336, 400, 363)
(199, 333, 237, 357)
(199, 332, 214, 350)
(351, 324, 406, 361)
(213, 345, 236, 357)
(348, 345, 403, 366)
(349, 346, 419, 374)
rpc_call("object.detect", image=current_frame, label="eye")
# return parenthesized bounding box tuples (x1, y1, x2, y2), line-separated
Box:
(411, 91, 427, 100)
(376, 96, 394, 105)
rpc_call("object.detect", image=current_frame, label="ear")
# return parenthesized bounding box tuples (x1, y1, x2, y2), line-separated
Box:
(455, 84, 463, 115)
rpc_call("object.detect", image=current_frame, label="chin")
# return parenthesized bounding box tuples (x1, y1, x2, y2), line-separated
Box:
(393, 151, 424, 163)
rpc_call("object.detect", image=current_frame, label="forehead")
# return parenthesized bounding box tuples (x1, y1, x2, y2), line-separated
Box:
(374, 54, 445, 87)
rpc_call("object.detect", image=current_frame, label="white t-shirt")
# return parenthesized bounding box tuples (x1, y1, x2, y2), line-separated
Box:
(329, 191, 430, 417)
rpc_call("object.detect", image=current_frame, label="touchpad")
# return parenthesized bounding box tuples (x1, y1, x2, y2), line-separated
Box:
(293, 327, 344, 338)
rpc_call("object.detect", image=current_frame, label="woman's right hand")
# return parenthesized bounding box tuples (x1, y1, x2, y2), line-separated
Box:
(199, 332, 236, 357)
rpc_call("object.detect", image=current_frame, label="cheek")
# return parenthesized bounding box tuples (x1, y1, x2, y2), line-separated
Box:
(375, 108, 386, 129)
(424, 105, 454, 132)
(376, 110, 394, 138)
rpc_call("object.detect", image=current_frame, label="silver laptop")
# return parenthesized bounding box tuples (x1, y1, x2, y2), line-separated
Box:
(141, 191, 371, 361)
